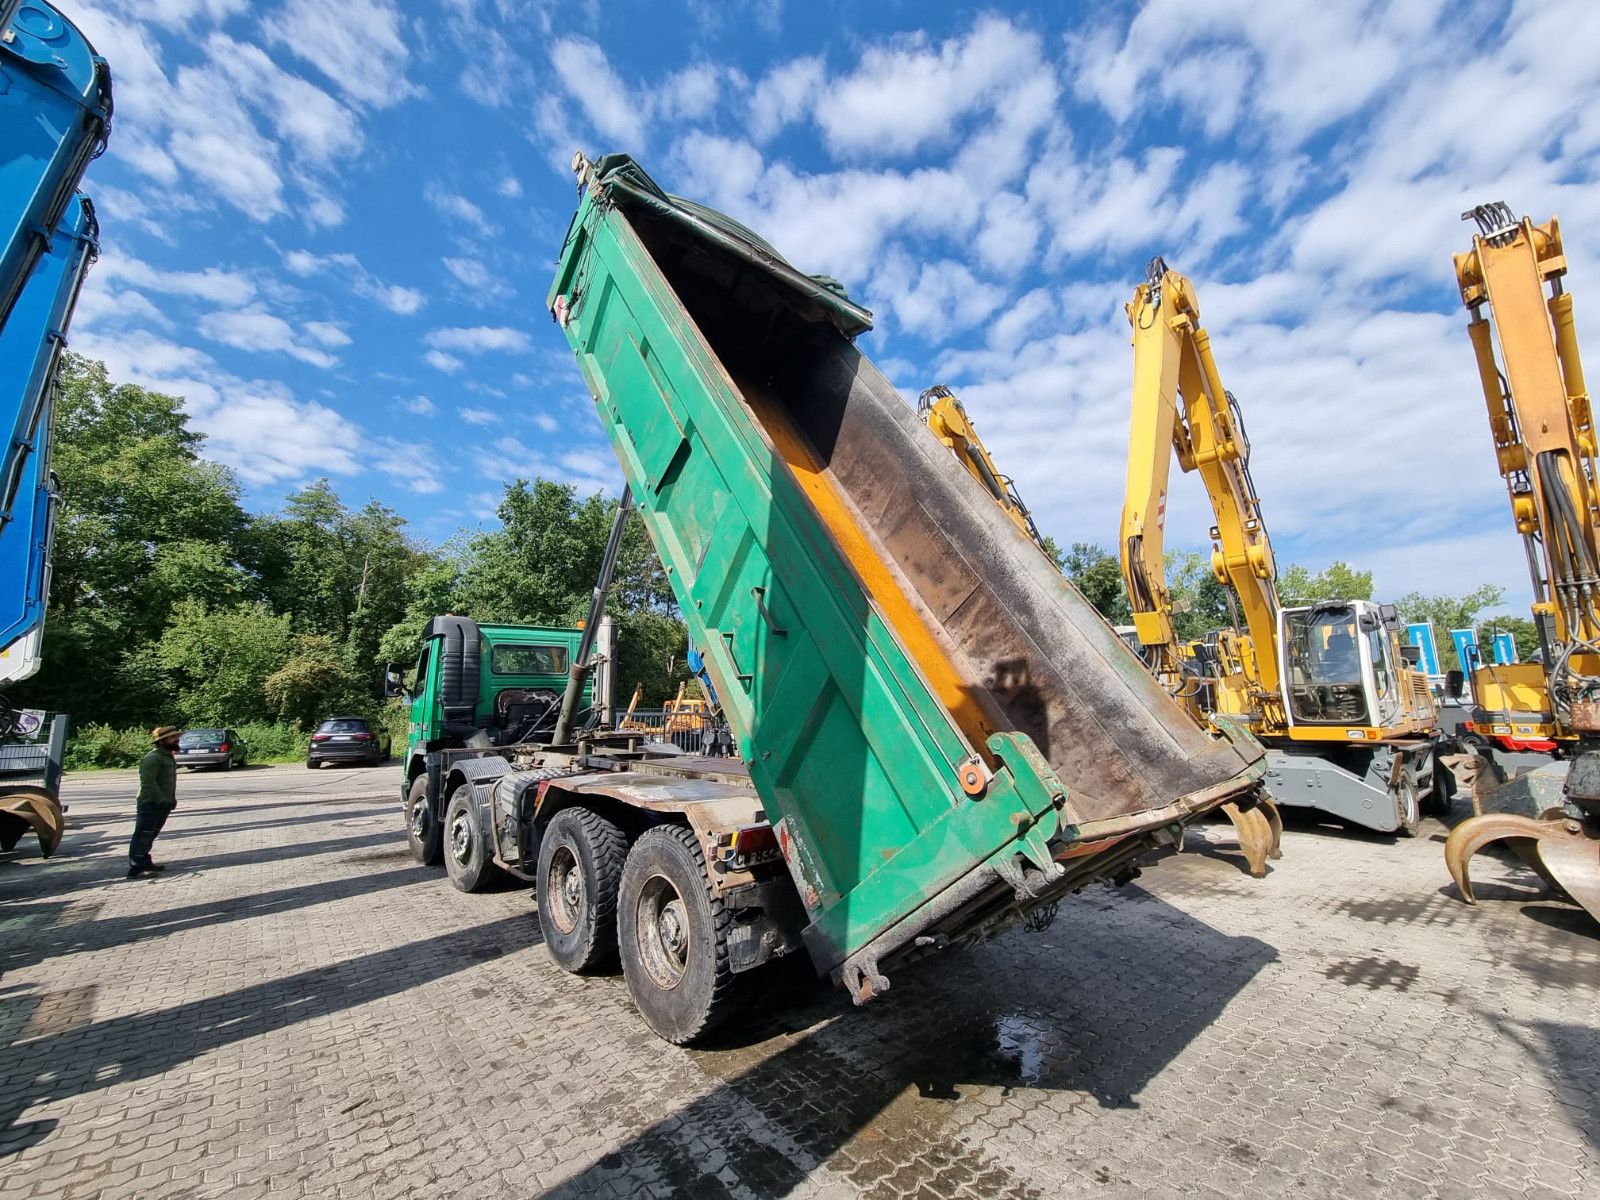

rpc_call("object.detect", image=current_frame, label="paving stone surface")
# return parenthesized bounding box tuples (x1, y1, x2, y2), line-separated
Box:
(0, 763, 1595, 1199)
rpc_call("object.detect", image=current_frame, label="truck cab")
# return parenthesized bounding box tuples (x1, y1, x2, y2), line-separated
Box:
(394, 614, 611, 869)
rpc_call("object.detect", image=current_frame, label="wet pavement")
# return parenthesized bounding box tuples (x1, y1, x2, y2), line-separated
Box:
(0, 763, 1596, 1198)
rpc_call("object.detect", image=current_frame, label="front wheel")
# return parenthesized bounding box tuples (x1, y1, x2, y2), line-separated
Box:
(406, 775, 442, 866)
(536, 806, 626, 974)
(618, 825, 736, 1044)
(1393, 770, 1421, 837)
(444, 788, 502, 893)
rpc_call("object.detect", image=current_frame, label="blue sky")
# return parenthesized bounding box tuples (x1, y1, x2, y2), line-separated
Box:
(60, 0, 1600, 613)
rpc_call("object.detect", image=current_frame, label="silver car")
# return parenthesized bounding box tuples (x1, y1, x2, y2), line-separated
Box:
(176, 728, 249, 771)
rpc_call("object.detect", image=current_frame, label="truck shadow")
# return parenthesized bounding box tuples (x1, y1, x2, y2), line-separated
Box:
(0, 913, 535, 1155)
(547, 885, 1275, 1198)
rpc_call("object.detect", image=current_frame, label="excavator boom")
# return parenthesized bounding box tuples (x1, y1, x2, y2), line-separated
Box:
(1448, 202, 1600, 925)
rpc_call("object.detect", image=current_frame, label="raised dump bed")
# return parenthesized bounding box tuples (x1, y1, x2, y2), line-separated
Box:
(548, 154, 1266, 1000)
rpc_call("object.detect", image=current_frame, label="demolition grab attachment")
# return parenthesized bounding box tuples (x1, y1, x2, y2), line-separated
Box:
(1445, 808, 1600, 922)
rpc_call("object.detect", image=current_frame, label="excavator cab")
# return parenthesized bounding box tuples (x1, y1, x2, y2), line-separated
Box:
(1280, 601, 1417, 732)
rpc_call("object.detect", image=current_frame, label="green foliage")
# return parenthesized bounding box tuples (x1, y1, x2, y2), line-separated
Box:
(1056, 542, 1132, 624)
(1479, 614, 1541, 662)
(61, 723, 153, 771)
(1166, 550, 1233, 642)
(612, 610, 692, 708)
(1398, 584, 1508, 671)
(63, 721, 310, 770)
(150, 600, 294, 725)
(264, 634, 371, 727)
(1276, 561, 1375, 608)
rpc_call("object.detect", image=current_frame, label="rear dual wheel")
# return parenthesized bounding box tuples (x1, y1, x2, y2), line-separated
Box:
(618, 826, 736, 1045)
(537, 807, 627, 974)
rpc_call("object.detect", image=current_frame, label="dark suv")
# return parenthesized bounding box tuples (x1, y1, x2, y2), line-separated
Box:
(306, 717, 391, 768)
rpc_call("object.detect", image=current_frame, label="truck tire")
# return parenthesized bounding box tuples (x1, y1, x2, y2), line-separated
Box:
(536, 806, 626, 974)
(1394, 771, 1421, 838)
(406, 775, 443, 866)
(618, 825, 736, 1045)
(444, 788, 502, 894)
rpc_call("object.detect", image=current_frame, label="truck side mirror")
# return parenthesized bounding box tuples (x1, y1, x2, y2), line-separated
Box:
(382, 663, 406, 698)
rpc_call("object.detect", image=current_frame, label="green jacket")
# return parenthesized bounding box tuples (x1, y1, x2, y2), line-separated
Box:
(136, 747, 177, 808)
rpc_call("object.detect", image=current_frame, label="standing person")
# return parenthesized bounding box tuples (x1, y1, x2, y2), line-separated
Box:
(128, 726, 182, 878)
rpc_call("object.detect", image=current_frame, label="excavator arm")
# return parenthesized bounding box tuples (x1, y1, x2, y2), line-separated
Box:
(1446, 202, 1600, 924)
(1120, 258, 1282, 714)
(917, 386, 1048, 555)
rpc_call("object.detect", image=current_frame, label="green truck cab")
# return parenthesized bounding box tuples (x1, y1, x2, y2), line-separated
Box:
(394, 614, 609, 867)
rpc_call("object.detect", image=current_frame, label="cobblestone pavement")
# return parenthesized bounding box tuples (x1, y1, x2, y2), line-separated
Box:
(0, 764, 1596, 1199)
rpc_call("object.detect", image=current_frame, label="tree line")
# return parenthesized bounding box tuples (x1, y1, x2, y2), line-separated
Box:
(1046, 540, 1520, 670)
(11, 355, 691, 739)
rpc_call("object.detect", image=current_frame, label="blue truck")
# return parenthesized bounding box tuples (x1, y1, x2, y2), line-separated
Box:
(0, 0, 112, 857)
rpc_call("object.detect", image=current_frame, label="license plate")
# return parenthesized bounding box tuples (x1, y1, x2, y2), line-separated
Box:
(334, 735, 353, 741)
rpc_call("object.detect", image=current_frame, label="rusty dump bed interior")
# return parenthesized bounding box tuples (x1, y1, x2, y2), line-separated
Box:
(623, 203, 1261, 829)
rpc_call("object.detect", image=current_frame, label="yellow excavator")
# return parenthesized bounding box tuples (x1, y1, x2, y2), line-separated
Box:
(1444, 203, 1600, 923)
(917, 386, 1048, 552)
(919, 381, 1281, 874)
(1120, 258, 1444, 847)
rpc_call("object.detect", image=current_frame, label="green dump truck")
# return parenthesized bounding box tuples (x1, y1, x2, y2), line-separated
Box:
(406, 153, 1269, 1044)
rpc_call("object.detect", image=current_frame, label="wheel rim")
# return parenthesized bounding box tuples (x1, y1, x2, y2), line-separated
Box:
(546, 846, 583, 935)
(635, 873, 690, 991)
(410, 798, 428, 839)
(449, 811, 473, 865)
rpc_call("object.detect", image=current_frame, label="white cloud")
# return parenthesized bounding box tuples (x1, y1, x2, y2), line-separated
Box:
(749, 57, 824, 142)
(426, 326, 531, 353)
(424, 182, 496, 236)
(873, 253, 1005, 342)
(531, 412, 560, 433)
(425, 350, 463, 373)
(280, 248, 425, 315)
(442, 255, 513, 302)
(197, 307, 340, 368)
(497, 175, 523, 198)
(261, 0, 418, 110)
(814, 16, 1054, 159)
(460, 407, 499, 426)
(99, 254, 256, 306)
(303, 321, 352, 348)
(655, 63, 737, 122)
(370, 440, 443, 493)
(69, 328, 364, 485)
(549, 37, 647, 145)
(402, 395, 437, 416)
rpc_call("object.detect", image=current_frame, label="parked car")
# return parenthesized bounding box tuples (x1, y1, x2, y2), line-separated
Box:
(176, 728, 249, 771)
(306, 716, 391, 768)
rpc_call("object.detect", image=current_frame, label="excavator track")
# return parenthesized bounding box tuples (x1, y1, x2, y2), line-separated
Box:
(1444, 809, 1600, 922)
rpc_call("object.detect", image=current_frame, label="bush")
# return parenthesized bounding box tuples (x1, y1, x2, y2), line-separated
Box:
(231, 722, 310, 763)
(62, 723, 151, 770)
(63, 721, 311, 769)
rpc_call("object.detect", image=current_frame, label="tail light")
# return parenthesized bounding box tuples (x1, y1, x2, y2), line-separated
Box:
(353, 732, 372, 741)
(311, 733, 330, 742)
(716, 824, 779, 870)
(218, 743, 230, 753)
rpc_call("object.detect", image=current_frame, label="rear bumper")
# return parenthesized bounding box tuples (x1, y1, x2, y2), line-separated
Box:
(308, 743, 383, 762)
(177, 751, 231, 768)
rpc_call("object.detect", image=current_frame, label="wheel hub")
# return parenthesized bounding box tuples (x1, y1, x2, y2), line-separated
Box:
(636, 874, 690, 991)
(410, 800, 428, 838)
(450, 814, 471, 863)
(546, 847, 583, 935)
